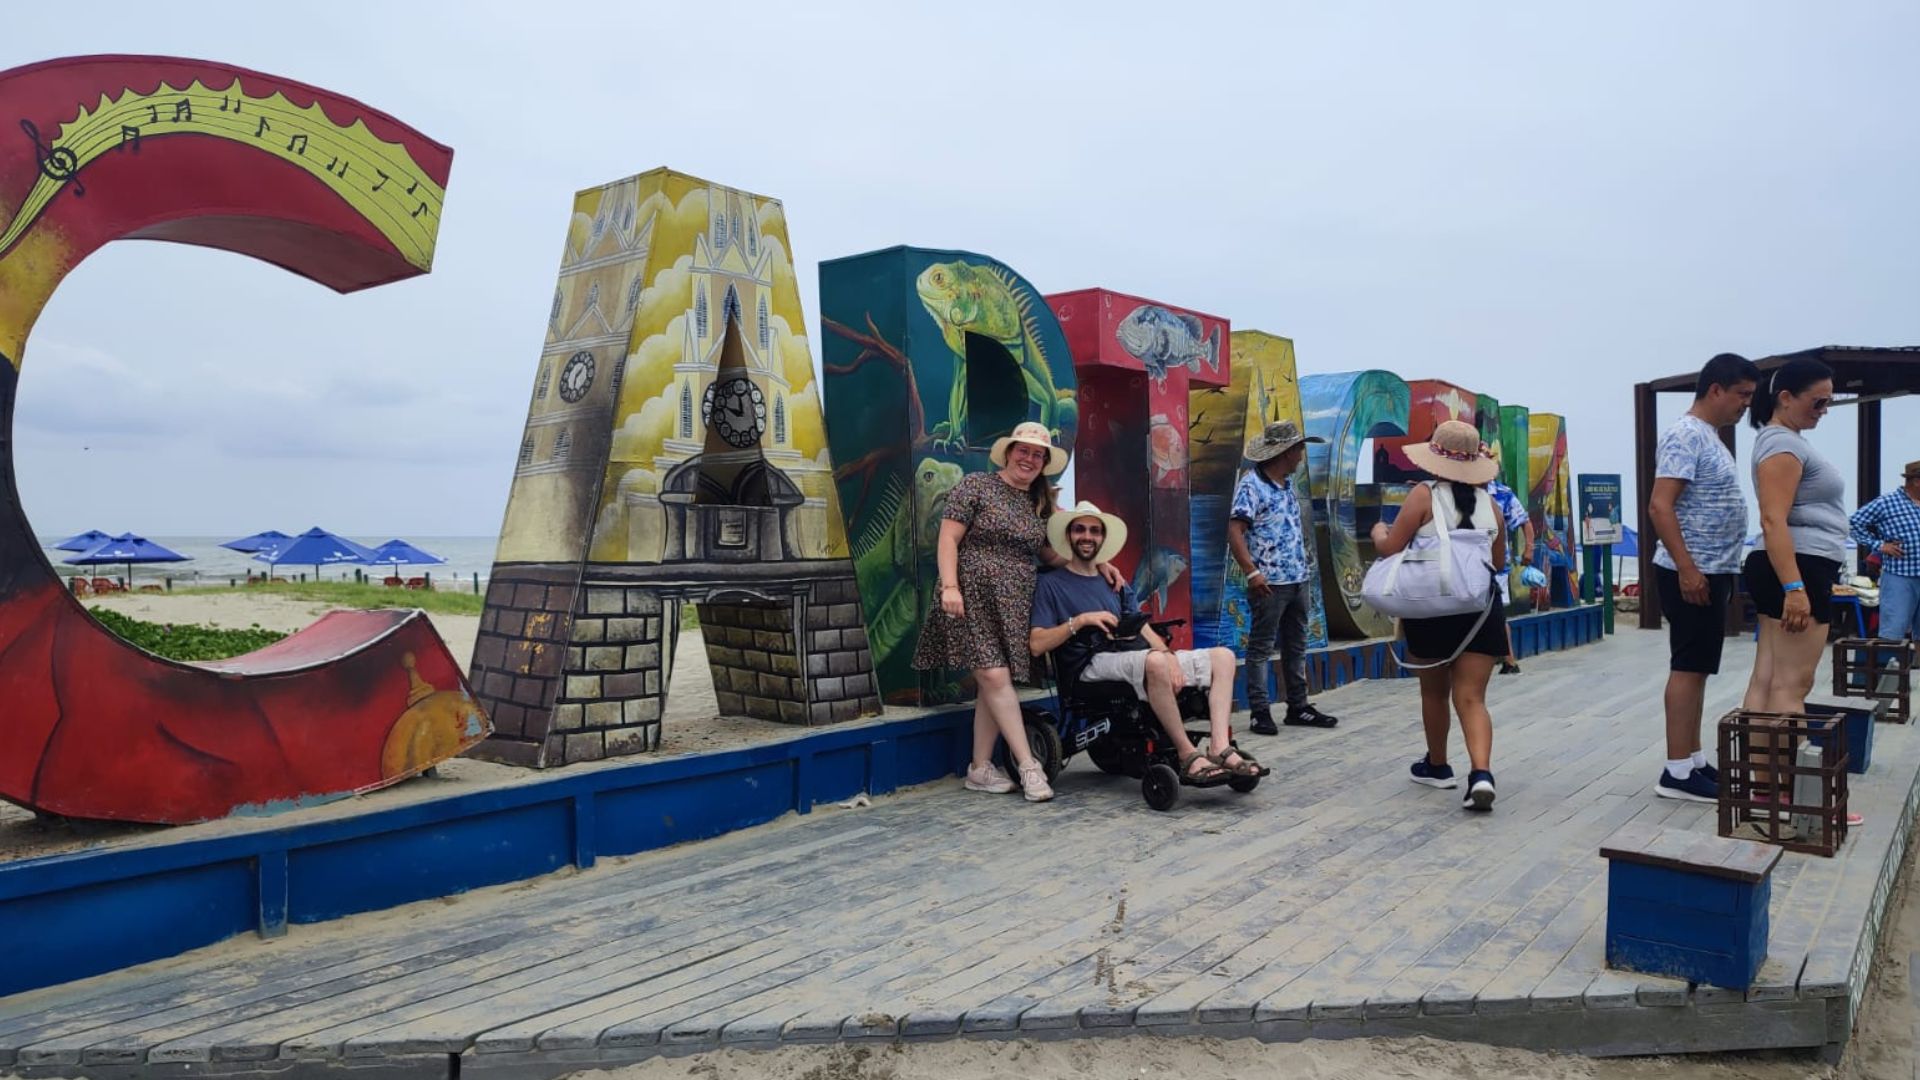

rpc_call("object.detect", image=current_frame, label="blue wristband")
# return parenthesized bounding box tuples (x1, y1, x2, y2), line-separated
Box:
(1783, 581, 1805, 593)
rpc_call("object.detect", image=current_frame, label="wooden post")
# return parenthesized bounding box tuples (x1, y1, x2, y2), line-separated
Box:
(1634, 382, 1661, 630)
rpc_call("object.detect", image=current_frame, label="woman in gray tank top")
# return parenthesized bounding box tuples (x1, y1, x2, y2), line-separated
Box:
(1742, 357, 1843, 714)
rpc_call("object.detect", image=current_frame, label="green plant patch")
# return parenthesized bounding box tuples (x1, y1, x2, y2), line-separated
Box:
(89, 607, 287, 662)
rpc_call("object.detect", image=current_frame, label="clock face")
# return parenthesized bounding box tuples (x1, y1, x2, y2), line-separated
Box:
(559, 350, 595, 403)
(702, 375, 767, 448)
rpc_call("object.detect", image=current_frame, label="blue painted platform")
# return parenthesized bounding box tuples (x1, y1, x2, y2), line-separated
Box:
(0, 605, 1607, 1000)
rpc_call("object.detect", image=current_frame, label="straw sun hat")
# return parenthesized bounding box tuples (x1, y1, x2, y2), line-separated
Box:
(989, 421, 1068, 476)
(1046, 501, 1128, 565)
(1404, 419, 1498, 485)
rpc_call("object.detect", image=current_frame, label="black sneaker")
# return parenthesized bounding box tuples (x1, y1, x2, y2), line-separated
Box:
(1655, 767, 1718, 803)
(1410, 755, 1458, 788)
(1248, 708, 1279, 736)
(1463, 770, 1496, 811)
(1283, 704, 1338, 728)
(1498, 661, 1521, 675)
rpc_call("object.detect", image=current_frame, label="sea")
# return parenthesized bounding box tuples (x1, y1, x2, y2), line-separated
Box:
(36, 536, 504, 591)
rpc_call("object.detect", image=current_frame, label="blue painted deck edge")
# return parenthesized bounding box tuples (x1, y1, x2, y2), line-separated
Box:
(0, 604, 1606, 999)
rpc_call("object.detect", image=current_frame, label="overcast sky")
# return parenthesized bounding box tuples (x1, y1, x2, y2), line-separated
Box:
(7, 1, 1915, 539)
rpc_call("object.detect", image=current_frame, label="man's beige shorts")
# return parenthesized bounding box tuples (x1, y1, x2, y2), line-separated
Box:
(1081, 649, 1214, 702)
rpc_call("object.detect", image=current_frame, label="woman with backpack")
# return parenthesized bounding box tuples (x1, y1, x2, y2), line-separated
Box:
(1369, 420, 1508, 811)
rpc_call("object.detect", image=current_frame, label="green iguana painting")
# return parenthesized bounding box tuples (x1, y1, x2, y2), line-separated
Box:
(915, 260, 1077, 450)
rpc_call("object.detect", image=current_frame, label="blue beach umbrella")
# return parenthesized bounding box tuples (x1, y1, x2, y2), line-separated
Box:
(365, 539, 448, 578)
(52, 529, 112, 552)
(63, 534, 191, 585)
(252, 527, 381, 581)
(220, 529, 293, 554)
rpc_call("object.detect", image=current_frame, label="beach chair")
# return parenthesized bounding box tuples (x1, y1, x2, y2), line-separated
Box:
(70, 577, 91, 596)
(383, 576, 405, 588)
(91, 577, 117, 594)
(138, 584, 164, 594)
(404, 577, 428, 590)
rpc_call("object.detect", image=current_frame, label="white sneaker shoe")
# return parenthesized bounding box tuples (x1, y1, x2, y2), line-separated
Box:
(1018, 760, 1054, 802)
(965, 762, 1015, 794)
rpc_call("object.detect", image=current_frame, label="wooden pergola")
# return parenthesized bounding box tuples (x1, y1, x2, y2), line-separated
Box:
(1633, 345, 1920, 630)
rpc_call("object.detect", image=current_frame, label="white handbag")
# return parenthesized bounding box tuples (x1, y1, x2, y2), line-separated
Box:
(1361, 485, 1497, 621)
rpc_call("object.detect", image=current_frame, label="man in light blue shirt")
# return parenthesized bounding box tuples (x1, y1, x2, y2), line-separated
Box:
(1850, 461, 1920, 640)
(1230, 420, 1336, 734)
(1646, 352, 1758, 803)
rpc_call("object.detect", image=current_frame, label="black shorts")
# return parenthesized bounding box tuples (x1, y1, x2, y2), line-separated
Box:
(1743, 549, 1841, 623)
(1655, 566, 1737, 674)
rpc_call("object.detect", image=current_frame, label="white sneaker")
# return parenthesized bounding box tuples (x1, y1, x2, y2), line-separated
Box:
(1018, 760, 1054, 802)
(965, 762, 1015, 794)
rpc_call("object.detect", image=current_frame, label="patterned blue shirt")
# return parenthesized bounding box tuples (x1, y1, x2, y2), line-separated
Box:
(1652, 414, 1748, 575)
(1231, 467, 1310, 586)
(1851, 489, 1920, 578)
(1487, 480, 1530, 533)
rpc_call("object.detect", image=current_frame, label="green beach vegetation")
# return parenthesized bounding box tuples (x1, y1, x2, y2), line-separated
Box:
(89, 607, 286, 662)
(198, 580, 487, 616)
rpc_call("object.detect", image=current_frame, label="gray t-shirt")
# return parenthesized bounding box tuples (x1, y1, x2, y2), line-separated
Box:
(1752, 425, 1849, 562)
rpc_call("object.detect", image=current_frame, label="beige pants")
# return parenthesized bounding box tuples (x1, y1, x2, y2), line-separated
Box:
(1081, 649, 1214, 702)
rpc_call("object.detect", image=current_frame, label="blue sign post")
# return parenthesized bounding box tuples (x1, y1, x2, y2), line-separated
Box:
(1578, 473, 1623, 633)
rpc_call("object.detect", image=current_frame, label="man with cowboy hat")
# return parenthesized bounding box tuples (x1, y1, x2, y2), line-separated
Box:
(1850, 460, 1920, 642)
(1230, 419, 1338, 734)
(1029, 502, 1266, 783)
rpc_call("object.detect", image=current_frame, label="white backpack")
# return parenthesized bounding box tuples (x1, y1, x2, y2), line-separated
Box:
(1361, 483, 1497, 622)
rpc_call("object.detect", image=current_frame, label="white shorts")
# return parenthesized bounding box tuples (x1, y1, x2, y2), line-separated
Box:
(1081, 649, 1214, 702)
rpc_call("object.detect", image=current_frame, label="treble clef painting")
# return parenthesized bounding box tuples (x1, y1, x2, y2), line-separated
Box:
(18, 118, 83, 195)
(0, 55, 486, 825)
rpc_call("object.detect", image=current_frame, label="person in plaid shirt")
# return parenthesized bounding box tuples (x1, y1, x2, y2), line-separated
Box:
(1850, 461, 1920, 640)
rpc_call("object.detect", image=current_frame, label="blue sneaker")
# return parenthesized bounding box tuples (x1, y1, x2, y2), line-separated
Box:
(1697, 761, 1720, 784)
(1410, 755, 1458, 789)
(1463, 770, 1496, 811)
(1656, 767, 1718, 803)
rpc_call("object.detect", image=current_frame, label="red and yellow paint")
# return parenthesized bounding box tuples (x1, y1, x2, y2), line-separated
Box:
(0, 56, 482, 824)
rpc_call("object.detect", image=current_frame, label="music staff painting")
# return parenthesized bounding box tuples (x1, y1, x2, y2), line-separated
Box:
(0, 72, 447, 270)
(0, 55, 476, 824)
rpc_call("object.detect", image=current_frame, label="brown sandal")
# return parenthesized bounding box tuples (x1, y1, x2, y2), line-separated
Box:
(1208, 748, 1266, 778)
(1179, 750, 1229, 785)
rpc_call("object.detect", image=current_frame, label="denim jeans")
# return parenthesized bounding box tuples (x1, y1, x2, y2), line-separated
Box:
(1245, 581, 1310, 712)
(1880, 572, 1920, 640)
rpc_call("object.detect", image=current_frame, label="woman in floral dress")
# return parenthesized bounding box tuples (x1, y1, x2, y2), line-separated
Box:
(915, 422, 1112, 802)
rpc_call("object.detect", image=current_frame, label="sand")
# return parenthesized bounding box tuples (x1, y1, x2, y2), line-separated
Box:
(0, 594, 798, 861)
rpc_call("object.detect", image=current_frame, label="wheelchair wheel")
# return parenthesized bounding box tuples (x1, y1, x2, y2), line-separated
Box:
(1229, 773, 1261, 794)
(1142, 763, 1181, 812)
(1085, 736, 1129, 776)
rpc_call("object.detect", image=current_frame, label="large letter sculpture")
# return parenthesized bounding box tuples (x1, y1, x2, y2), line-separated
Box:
(1191, 329, 1328, 652)
(820, 247, 1079, 705)
(1300, 371, 1411, 640)
(0, 56, 483, 824)
(1047, 289, 1230, 640)
(472, 170, 879, 767)
(1529, 412, 1576, 607)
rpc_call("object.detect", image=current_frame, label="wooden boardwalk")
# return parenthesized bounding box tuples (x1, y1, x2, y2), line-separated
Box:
(2, 627, 1915, 1079)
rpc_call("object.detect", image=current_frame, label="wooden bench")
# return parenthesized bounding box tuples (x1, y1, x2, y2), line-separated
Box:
(1601, 822, 1782, 990)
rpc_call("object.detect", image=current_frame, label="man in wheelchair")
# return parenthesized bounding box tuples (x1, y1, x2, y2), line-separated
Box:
(1028, 502, 1267, 785)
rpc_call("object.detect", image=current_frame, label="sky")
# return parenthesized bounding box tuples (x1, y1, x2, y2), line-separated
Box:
(7, 1, 1917, 539)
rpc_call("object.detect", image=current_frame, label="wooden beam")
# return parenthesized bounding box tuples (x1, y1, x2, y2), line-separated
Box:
(1634, 382, 1661, 630)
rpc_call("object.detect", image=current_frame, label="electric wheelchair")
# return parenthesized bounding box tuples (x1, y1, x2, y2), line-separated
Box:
(1009, 618, 1267, 811)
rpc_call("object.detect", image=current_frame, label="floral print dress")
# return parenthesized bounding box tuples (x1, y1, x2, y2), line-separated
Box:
(913, 471, 1046, 681)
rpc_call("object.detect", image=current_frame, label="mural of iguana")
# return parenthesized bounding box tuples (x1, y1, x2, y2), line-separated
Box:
(849, 456, 965, 679)
(915, 260, 1076, 452)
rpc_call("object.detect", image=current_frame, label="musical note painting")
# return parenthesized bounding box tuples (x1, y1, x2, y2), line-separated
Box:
(0, 56, 484, 824)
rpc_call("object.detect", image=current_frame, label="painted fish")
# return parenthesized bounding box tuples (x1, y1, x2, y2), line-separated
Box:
(1148, 414, 1186, 483)
(1116, 305, 1221, 385)
(1131, 546, 1190, 612)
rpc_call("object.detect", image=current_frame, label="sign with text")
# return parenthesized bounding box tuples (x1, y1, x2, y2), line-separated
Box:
(1578, 473, 1623, 547)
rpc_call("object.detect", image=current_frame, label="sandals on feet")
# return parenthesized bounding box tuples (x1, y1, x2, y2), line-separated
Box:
(1208, 748, 1270, 778)
(1178, 750, 1230, 786)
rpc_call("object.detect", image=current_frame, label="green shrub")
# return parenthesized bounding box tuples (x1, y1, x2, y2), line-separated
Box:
(89, 607, 287, 662)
